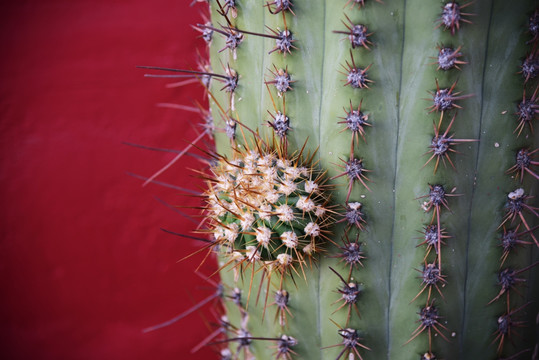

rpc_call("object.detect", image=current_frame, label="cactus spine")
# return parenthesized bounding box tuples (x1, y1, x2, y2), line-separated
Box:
(142, 0, 539, 359)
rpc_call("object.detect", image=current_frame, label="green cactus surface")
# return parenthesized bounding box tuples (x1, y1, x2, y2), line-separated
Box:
(145, 0, 539, 359)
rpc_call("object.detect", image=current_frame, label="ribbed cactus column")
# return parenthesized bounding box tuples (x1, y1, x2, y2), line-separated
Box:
(462, 1, 539, 357)
(189, 1, 539, 359)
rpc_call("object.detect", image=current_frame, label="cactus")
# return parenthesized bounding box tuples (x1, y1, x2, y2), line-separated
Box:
(140, 1, 539, 359)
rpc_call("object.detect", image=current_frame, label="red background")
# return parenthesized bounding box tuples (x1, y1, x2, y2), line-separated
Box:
(0, 1, 218, 359)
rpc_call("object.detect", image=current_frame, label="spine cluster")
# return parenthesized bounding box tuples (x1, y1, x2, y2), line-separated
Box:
(491, 7, 539, 358)
(203, 2, 305, 359)
(323, 1, 385, 359)
(407, 3, 475, 358)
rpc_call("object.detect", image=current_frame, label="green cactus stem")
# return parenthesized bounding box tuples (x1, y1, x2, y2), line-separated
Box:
(143, 0, 539, 359)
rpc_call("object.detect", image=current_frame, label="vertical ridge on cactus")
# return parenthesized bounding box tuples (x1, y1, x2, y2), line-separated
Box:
(140, 0, 539, 359)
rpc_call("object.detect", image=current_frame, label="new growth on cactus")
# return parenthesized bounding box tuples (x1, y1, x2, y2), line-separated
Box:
(202, 136, 333, 286)
(135, 1, 539, 359)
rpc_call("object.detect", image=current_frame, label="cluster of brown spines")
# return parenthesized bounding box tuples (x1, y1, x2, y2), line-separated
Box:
(204, 141, 332, 271)
(161, 2, 301, 359)
(490, 7, 539, 358)
(515, 9, 539, 137)
(407, 2, 477, 357)
(190, 281, 299, 360)
(406, 4, 538, 358)
(238, 1, 298, 148)
(191, 2, 333, 359)
(413, 3, 539, 359)
(252, 3, 372, 359)
(317, 2, 389, 360)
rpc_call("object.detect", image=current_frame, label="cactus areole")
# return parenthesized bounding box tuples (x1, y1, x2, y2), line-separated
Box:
(141, 1, 539, 359)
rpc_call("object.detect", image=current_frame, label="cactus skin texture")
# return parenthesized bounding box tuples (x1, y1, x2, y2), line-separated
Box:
(146, 0, 539, 359)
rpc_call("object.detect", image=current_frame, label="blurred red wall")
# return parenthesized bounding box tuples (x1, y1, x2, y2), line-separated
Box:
(0, 1, 218, 359)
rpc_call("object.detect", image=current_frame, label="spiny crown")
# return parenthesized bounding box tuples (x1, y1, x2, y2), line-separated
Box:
(204, 138, 333, 278)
